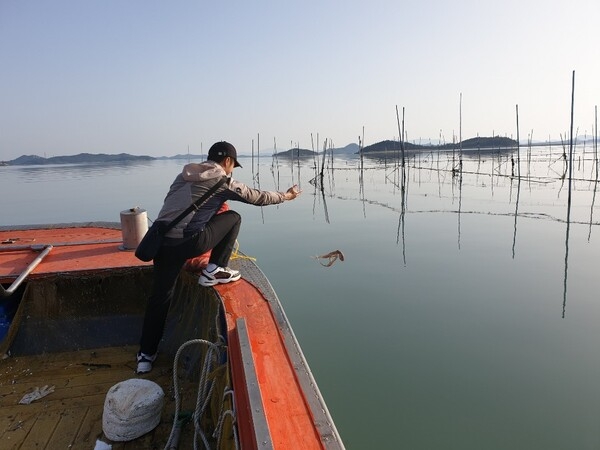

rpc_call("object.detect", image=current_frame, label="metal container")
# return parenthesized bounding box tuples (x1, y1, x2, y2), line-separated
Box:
(119, 207, 148, 250)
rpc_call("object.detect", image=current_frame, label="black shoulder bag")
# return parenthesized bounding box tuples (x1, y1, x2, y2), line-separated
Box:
(134, 176, 228, 262)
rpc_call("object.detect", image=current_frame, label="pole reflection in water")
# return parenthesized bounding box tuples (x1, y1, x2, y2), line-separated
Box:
(512, 176, 521, 259)
(588, 106, 599, 242)
(396, 164, 407, 266)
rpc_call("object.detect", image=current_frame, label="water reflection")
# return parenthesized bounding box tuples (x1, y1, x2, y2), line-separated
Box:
(268, 143, 600, 319)
(3, 160, 156, 182)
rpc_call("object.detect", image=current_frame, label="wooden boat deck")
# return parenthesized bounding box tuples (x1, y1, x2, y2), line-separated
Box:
(0, 344, 205, 449)
(0, 225, 222, 448)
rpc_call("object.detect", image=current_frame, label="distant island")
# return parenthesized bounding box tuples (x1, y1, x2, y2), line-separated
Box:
(275, 143, 359, 158)
(1, 152, 201, 166)
(1, 137, 520, 166)
(361, 136, 517, 154)
(273, 136, 517, 158)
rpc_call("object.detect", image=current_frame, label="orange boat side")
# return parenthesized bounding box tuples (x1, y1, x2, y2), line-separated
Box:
(216, 280, 326, 450)
(0, 225, 150, 282)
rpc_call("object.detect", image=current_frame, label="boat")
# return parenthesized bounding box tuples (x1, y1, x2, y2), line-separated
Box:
(0, 223, 344, 449)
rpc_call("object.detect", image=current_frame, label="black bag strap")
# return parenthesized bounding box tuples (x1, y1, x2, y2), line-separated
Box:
(164, 176, 228, 233)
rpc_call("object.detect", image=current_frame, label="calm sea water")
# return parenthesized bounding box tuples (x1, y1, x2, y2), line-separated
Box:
(2, 146, 600, 450)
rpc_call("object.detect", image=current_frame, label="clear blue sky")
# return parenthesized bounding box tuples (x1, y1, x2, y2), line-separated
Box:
(1, 0, 599, 159)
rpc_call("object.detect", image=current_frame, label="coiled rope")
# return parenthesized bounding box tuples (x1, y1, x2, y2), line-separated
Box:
(214, 389, 238, 449)
(164, 337, 238, 450)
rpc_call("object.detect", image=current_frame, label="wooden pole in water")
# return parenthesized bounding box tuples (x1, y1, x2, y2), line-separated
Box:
(567, 70, 575, 214)
(273, 137, 280, 190)
(396, 105, 406, 167)
(563, 70, 576, 318)
(321, 138, 327, 180)
(459, 93, 463, 171)
(329, 139, 334, 173)
(595, 106, 598, 171)
(528, 129, 533, 177)
(515, 104, 521, 178)
(311, 133, 317, 173)
(359, 126, 365, 174)
(257, 133, 260, 184)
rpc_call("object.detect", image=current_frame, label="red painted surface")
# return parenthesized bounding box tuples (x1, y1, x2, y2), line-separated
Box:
(0, 227, 149, 282)
(216, 280, 325, 450)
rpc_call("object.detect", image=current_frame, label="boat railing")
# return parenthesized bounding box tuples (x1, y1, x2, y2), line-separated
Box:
(0, 244, 53, 298)
(231, 317, 274, 450)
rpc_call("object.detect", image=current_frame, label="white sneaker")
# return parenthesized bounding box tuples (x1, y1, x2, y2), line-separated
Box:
(136, 352, 157, 374)
(198, 266, 241, 287)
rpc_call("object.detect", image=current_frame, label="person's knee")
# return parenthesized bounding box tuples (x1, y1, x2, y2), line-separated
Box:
(227, 210, 241, 226)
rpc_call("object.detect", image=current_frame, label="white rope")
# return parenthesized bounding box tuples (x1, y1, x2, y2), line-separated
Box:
(214, 389, 239, 450)
(193, 351, 217, 450)
(163, 337, 240, 450)
(163, 304, 239, 450)
(164, 338, 222, 450)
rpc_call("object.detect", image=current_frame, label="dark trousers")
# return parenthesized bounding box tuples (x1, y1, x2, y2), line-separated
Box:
(139, 210, 241, 355)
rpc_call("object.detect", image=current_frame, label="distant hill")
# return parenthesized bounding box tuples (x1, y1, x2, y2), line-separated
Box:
(7, 153, 154, 166)
(2, 137, 520, 166)
(362, 136, 517, 154)
(274, 148, 317, 158)
(274, 143, 360, 158)
(362, 140, 424, 153)
(437, 136, 517, 150)
(333, 143, 360, 155)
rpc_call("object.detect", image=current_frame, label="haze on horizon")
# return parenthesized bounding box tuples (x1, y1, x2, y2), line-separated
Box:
(1, 0, 599, 160)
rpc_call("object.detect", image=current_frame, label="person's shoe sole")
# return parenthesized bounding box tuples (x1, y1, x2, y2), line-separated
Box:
(198, 275, 218, 287)
(136, 353, 156, 374)
(136, 364, 152, 374)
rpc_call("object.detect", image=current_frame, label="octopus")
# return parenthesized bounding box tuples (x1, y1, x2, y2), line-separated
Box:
(314, 250, 345, 267)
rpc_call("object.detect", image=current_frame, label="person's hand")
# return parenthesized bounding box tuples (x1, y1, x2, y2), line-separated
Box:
(284, 185, 301, 201)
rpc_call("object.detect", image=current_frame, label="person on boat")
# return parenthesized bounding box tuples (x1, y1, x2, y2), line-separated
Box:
(137, 141, 301, 374)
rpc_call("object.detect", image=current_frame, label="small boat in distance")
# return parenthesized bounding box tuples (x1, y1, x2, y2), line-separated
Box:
(0, 223, 344, 449)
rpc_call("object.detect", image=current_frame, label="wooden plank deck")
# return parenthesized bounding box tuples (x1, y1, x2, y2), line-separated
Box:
(0, 345, 201, 449)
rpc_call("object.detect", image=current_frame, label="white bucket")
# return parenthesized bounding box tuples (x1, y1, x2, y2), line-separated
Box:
(119, 207, 148, 250)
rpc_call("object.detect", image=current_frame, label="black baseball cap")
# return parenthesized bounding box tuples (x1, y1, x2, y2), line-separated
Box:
(208, 141, 242, 168)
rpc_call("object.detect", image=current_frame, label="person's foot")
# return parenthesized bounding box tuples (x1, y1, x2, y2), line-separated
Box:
(198, 265, 241, 287)
(136, 352, 157, 374)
